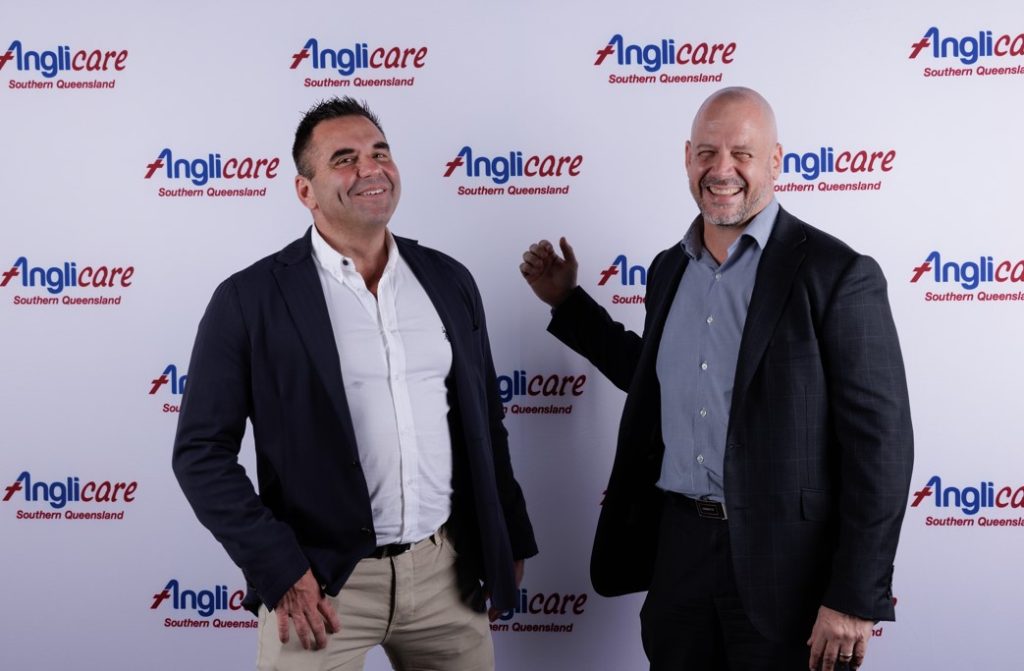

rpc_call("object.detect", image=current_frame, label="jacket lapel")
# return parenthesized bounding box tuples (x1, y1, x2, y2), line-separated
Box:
(271, 229, 360, 454)
(731, 209, 806, 413)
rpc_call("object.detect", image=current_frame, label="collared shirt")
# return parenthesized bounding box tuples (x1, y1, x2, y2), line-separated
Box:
(311, 226, 453, 545)
(656, 199, 779, 501)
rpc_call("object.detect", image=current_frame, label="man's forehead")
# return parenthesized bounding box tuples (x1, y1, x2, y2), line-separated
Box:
(692, 109, 773, 142)
(312, 116, 385, 146)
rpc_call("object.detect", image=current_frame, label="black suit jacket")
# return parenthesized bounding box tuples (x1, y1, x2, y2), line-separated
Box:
(549, 207, 913, 642)
(172, 228, 537, 613)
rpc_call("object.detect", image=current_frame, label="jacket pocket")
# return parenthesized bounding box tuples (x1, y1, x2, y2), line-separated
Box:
(800, 488, 830, 521)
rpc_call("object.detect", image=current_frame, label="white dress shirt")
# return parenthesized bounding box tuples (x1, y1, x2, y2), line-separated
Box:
(311, 226, 453, 545)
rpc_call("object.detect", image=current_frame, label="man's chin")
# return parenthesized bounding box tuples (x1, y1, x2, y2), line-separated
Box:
(701, 211, 747, 228)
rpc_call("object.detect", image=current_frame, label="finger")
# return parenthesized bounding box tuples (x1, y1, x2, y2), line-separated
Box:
(292, 613, 311, 650)
(851, 637, 868, 668)
(522, 249, 550, 272)
(559, 237, 577, 266)
(807, 635, 826, 671)
(528, 241, 553, 260)
(306, 606, 329, 650)
(821, 638, 841, 671)
(276, 608, 291, 645)
(319, 596, 342, 634)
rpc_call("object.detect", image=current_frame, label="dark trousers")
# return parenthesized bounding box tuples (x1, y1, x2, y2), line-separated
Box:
(640, 492, 814, 671)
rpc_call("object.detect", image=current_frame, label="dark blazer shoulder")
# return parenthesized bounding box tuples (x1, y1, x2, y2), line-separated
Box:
(208, 230, 313, 295)
(395, 235, 482, 318)
(775, 208, 861, 264)
(395, 235, 475, 282)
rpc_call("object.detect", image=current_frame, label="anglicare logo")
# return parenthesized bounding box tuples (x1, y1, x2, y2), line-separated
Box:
(150, 364, 187, 414)
(4, 470, 137, 521)
(910, 251, 1024, 304)
(445, 146, 583, 197)
(490, 584, 589, 635)
(595, 33, 736, 86)
(1, 256, 133, 306)
(596, 254, 647, 306)
(151, 579, 256, 630)
(497, 370, 588, 417)
(145, 148, 280, 198)
(910, 475, 1024, 528)
(1, 39, 126, 91)
(910, 27, 1024, 79)
(775, 146, 896, 194)
(291, 38, 427, 89)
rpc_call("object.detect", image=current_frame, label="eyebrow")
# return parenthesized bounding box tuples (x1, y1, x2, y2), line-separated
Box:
(694, 143, 755, 152)
(327, 141, 391, 164)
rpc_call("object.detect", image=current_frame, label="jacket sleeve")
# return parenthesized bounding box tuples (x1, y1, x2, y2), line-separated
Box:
(171, 278, 309, 610)
(818, 255, 914, 621)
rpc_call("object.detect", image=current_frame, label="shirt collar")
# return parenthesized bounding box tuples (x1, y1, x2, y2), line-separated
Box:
(681, 198, 780, 261)
(311, 224, 399, 284)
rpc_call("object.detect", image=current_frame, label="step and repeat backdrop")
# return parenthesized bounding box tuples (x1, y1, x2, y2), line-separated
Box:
(3, 1, 1022, 668)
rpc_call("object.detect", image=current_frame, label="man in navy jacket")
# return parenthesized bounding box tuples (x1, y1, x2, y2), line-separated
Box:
(521, 87, 912, 670)
(173, 97, 536, 670)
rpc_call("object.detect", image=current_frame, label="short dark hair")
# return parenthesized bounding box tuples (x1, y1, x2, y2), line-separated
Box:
(292, 97, 385, 177)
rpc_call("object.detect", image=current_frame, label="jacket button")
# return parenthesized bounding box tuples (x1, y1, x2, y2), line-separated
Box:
(360, 527, 373, 536)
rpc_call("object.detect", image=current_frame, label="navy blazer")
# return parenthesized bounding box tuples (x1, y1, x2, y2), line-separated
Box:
(549, 208, 913, 642)
(172, 228, 537, 613)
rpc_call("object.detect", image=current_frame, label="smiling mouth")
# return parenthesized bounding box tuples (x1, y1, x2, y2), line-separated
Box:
(357, 188, 386, 196)
(706, 185, 742, 197)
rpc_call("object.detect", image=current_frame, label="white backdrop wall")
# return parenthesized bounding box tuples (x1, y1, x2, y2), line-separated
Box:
(3, 1, 1023, 668)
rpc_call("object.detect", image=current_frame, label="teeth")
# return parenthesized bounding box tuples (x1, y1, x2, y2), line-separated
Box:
(361, 189, 384, 196)
(708, 186, 740, 196)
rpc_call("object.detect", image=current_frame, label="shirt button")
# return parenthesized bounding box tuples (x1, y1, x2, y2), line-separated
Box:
(706, 316, 714, 325)
(715, 273, 722, 281)
(700, 361, 708, 371)
(699, 408, 708, 417)
(342, 259, 350, 266)
(696, 454, 705, 464)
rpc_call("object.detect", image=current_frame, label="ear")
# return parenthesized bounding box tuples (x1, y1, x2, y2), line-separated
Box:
(770, 142, 782, 180)
(294, 174, 317, 212)
(684, 140, 693, 171)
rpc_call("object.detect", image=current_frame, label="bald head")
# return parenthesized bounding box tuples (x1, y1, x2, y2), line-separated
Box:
(691, 87, 778, 146)
(685, 86, 782, 229)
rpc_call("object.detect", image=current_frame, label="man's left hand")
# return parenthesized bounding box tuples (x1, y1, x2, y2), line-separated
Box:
(488, 559, 525, 622)
(807, 605, 872, 670)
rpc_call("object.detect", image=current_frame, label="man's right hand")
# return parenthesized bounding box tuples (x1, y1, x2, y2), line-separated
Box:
(274, 568, 341, 650)
(520, 237, 578, 308)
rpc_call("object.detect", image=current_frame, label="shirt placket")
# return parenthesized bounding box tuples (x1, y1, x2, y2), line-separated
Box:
(695, 261, 719, 494)
(376, 272, 419, 542)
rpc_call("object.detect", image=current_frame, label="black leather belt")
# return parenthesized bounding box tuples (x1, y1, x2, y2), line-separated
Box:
(366, 533, 435, 559)
(668, 491, 728, 520)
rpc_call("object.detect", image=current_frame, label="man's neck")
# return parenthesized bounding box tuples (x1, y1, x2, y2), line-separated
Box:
(315, 222, 390, 296)
(702, 221, 747, 265)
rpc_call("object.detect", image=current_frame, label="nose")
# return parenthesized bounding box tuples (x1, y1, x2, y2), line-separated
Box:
(355, 155, 382, 178)
(707, 153, 738, 178)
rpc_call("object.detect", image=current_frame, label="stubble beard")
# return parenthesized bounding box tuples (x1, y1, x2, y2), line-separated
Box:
(699, 180, 772, 229)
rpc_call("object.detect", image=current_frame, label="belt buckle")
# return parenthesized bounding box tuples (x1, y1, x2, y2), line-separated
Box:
(694, 498, 727, 520)
(374, 542, 412, 559)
